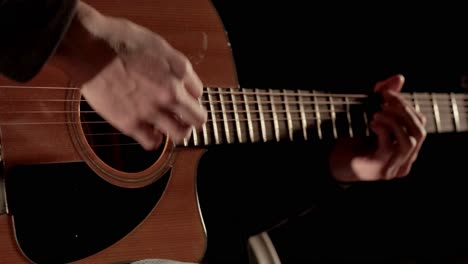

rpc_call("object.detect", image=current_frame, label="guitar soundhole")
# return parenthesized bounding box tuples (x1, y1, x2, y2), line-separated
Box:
(79, 99, 163, 173)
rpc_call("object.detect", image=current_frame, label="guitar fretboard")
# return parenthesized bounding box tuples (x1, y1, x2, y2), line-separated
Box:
(181, 87, 468, 147)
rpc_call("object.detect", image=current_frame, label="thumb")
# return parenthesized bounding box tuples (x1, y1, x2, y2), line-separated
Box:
(374, 74, 405, 93)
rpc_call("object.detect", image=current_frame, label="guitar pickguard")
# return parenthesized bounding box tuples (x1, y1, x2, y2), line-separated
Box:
(5, 162, 169, 263)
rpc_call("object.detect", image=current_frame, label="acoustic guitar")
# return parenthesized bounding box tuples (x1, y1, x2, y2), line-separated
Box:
(0, 0, 467, 263)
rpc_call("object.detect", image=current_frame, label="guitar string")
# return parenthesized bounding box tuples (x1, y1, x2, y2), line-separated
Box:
(0, 103, 464, 120)
(0, 114, 460, 126)
(0, 85, 467, 100)
(0, 117, 453, 148)
(7, 119, 452, 148)
(0, 100, 462, 114)
(0, 98, 464, 106)
(0, 102, 463, 125)
(0, 85, 462, 142)
(0, 106, 462, 123)
(0, 109, 455, 148)
(55, 117, 463, 149)
(0, 84, 464, 95)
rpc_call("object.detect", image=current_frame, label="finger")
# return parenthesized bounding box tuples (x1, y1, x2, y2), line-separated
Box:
(131, 77, 174, 121)
(396, 158, 415, 178)
(395, 131, 425, 177)
(374, 74, 405, 93)
(165, 81, 207, 128)
(156, 79, 207, 128)
(152, 111, 192, 144)
(183, 68, 204, 99)
(396, 130, 425, 177)
(129, 122, 164, 151)
(382, 92, 427, 143)
(373, 112, 416, 179)
(167, 49, 204, 99)
(370, 117, 393, 160)
(139, 73, 206, 129)
(381, 92, 427, 177)
(415, 109, 427, 124)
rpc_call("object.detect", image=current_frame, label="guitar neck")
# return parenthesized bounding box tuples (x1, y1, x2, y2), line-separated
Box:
(181, 87, 468, 147)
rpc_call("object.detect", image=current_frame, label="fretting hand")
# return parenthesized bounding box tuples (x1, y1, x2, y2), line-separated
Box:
(329, 74, 427, 182)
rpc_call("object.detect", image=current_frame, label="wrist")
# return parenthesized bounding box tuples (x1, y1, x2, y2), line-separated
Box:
(327, 142, 354, 189)
(49, 1, 116, 86)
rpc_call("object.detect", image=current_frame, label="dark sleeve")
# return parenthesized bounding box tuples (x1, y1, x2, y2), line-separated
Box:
(0, 0, 77, 82)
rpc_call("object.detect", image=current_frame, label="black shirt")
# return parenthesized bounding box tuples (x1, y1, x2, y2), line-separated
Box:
(0, 0, 76, 82)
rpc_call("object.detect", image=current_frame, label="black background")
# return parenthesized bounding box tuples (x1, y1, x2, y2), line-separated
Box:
(207, 1, 468, 263)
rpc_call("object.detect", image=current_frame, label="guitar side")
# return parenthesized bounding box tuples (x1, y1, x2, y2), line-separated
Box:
(0, 0, 239, 263)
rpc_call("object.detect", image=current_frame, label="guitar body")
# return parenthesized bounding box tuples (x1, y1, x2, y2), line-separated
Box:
(0, 0, 238, 263)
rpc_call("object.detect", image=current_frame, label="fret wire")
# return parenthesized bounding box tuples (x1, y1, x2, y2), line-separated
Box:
(412, 92, 421, 113)
(451, 93, 460, 132)
(313, 91, 322, 139)
(199, 97, 209, 145)
(219, 87, 231, 144)
(231, 88, 243, 143)
(199, 98, 209, 145)
(208, 90, 220, 144)
(345, 97, 353, 138)
(256, 89, 267, 142)
(192, 127, 199, 146)
(298, 90, 308, 140)
(432, 93, 441, 133)
(269, 89, 280, 142)
(243, 90, 255, 142)
(363, 111, 370, 136)
(284, 89, 293, 141)
(329, 96, 338, 139)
